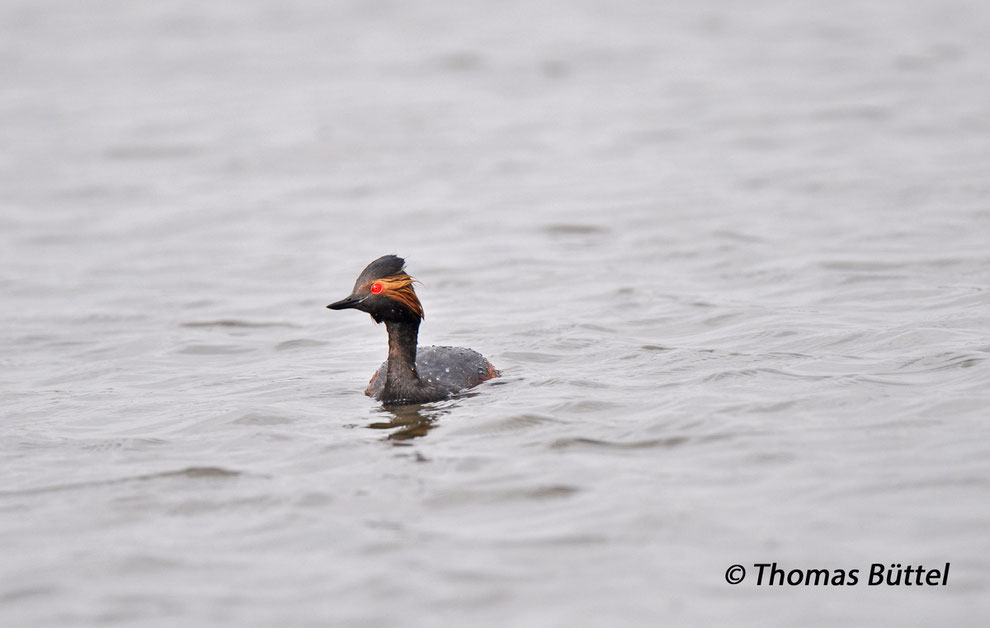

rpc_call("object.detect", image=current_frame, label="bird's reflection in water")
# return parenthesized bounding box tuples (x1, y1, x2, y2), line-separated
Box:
(367, 403, 446, 442)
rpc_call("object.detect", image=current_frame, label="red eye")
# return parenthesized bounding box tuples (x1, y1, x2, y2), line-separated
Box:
(370, 282, 383, 294)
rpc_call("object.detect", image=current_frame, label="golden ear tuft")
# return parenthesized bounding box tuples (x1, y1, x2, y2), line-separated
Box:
(373, 273, 424, 319)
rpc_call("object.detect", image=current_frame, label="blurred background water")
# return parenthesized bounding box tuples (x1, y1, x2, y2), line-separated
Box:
(2, 0, 989, 625)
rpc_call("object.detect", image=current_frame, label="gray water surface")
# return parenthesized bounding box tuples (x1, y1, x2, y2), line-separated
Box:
(2, 1, 990, 626)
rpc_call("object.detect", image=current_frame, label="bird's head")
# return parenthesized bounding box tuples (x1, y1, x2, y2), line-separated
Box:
(327, 254, 424, 323)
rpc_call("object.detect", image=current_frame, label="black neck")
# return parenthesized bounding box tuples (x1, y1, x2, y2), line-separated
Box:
(384, 319, 421, 391)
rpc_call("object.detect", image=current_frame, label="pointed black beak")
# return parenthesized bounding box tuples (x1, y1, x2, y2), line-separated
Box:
(327, 294, 366, 310)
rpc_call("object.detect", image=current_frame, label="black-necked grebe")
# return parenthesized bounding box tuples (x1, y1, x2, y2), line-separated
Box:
(327, 254, 498, 405)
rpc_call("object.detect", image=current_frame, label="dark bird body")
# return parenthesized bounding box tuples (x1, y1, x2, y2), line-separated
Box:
(327, 255, 498, 405)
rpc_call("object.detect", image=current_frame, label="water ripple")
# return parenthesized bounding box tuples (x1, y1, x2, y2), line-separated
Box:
(0, 466, 247, 498)
(550, 436, 692, 450)
(181, 320, 301, 329)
